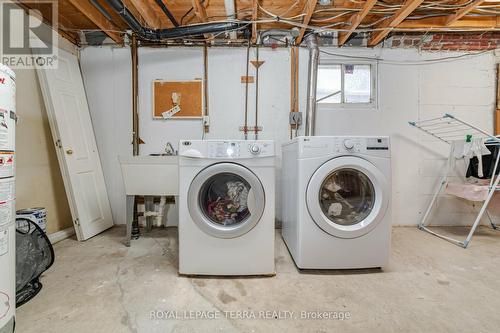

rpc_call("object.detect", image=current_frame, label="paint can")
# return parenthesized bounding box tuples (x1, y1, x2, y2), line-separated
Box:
(16, 207, 47, 234)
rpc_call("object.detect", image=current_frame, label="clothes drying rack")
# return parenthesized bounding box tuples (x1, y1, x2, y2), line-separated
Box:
(409, 113, 500, 248)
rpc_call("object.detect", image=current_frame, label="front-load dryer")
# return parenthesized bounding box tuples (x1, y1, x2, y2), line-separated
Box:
(281, 136, 391, 269)
(179, 140, 275, 276)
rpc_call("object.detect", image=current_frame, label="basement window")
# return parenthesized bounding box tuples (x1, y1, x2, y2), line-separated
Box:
(317, 63, 376, 107)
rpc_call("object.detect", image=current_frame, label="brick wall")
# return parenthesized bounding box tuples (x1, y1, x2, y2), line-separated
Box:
(391, 32, 500, 51)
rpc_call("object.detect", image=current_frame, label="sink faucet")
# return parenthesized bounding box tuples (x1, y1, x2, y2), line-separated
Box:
(164, 142, 176, 156)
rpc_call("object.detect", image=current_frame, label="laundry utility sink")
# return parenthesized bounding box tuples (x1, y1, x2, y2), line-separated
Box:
(118, 155, 179, 196)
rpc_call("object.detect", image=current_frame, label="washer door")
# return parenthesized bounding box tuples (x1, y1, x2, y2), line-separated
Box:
(188, 163, 265, 238)
(306, 156, 389, 239)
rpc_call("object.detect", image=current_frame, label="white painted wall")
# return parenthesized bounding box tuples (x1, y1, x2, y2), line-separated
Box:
(80, 46, 498, 226)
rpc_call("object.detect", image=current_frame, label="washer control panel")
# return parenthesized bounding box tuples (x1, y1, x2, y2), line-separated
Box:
(333, 138, 363, 153)
(297, 136, 390, 158)
(203, 141, 274, 158)
(208, 141, 241, 158)
(331, 137, 389, 153)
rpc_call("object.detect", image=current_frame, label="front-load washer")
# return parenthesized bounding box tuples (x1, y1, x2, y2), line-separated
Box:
(179, 140, 275, 276)
(281, 136, 391, 269)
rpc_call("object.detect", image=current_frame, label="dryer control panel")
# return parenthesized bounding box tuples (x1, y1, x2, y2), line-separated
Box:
(207, 141, 273, 158)
(180, 140, 275, 159)
(294, 136, 390, 159)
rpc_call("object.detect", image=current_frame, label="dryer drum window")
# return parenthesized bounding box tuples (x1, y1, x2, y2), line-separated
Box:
(319, 168, 375, 226)
(199, 172, 252, 226)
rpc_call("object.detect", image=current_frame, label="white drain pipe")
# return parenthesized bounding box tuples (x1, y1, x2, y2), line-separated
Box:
(304, 34, 319, 136)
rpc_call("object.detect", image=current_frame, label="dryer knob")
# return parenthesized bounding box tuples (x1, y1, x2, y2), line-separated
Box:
(250, 144, 261, 155)
(343, 139, 355, 150)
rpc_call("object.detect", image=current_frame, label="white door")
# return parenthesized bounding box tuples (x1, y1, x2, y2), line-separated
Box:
(306, 156, 389, 239)
(187, 163, 265, 238)
(36, 48, 113, 240)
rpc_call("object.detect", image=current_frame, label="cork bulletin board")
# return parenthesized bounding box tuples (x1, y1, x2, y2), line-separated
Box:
(153, 80, 203, 119)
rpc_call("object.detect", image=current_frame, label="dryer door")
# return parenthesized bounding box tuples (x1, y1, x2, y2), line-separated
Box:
(306, 156, 389, 239)
(188, 162, 265, 238)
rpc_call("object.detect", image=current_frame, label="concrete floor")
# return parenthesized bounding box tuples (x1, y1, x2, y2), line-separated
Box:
(15, 226, 500, 332)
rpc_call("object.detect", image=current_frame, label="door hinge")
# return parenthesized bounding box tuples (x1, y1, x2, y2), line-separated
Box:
(74, 218, 80, 226)
(55, 139, 62, 148)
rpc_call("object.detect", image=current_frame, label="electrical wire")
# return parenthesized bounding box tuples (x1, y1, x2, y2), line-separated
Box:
(67, 0, 500, 45)
(317, 48, 494, 65)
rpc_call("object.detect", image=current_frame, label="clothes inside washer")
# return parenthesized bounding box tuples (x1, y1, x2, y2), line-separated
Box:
(319, 168, 375, 226)
(201, 173, 251, 225)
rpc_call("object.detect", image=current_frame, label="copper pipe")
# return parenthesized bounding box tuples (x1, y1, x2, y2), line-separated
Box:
(131, 34, 139, 155)
(203, 44, 209, 133)
(254, 45, 260, 140)
(244, 40, 250, 140)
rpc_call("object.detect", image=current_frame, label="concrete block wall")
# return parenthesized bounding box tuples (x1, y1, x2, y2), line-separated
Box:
(80, 46, 499, 226)
(391, 32, 500, 51)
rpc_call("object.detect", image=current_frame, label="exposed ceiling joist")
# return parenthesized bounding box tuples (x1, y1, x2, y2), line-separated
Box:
(446, 0, 486, 26)
(127, 0, 161, 29)
(191, 0, 208, 23)
(338, 0, 377, 46)
(398, 16, 499, 29)
(368, 0, 424, 46)
(252, 0, 258, 43)
(67, 0, 123, 44)
(295, 0, 317, 45)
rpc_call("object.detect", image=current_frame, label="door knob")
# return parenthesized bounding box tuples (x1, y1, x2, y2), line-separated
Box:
(66, 149, 73, 155)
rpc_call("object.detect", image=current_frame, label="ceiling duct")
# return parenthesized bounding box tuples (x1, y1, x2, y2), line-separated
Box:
(259, 29, 299, 46)
(304, 34, 319, 136)
(103, 0, 246, 41)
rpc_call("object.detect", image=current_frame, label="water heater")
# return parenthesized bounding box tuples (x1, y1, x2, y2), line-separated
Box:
(0, 63, 16, 333)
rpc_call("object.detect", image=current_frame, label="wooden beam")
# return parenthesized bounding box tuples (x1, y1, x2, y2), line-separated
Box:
(497, 64, 500, 135)
(295, 0, 317, 45)
(368, 0, 424, 46)
(446, 0, 486, 26)
(127, 0, 161, 29)
(251, 0, 258, 43)
(497, 64, 500, 110)
(191, 0, 208, 23)
(398, 16, 499, 29)
(67, 0, 123, 44)
(14, 1, 79, 45)
(338, 0, 377, 46)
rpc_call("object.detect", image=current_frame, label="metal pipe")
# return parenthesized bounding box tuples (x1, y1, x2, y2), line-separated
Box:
(154, 0, 179, 27)
(304, 34, 319, 136)
(131, 34, 139, 155)
(103, 0, 245, 41)
(243, 41, 250, 140)
(254, 45, 259, 140)
(203, 44, 209, 133)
